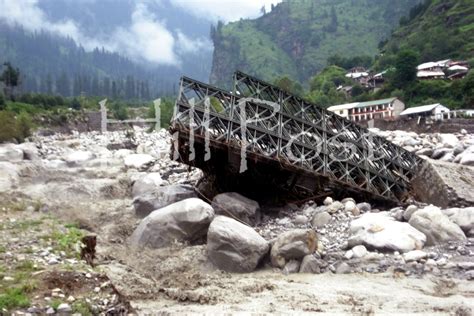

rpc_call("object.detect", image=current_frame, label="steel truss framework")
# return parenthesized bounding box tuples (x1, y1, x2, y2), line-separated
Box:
(170, 72, 421, 203)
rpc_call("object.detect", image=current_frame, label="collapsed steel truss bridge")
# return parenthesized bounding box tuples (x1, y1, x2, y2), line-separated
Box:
(170, 71, 421, 204)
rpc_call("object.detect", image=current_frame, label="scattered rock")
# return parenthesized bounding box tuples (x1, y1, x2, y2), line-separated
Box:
(130, 198, 215, 248)
(356, 202, 371, 213)
(409, 206, 466, 246)
(207, 216, 269, 272)
(57, 303, 72, 313)
(283, 260, 301, 274)
(348, 212, 426, 253)
(403, 250, 427, 262)
(344, 200, 359, 216)
(271, 229, 318, 268)
(299, 255, 323, 274)
(132, 173, 163, 197)
(0, 144, 24, 162)
(65, 150, 95, 166)
(327, 201, 344, 214)
(211, 192, 260, 226)
(441, 207, 474, 237)
(311, 211, 332, 228)
(351, 245, 367, 258)
(336, 262, 351, 274)
(323, 197, 333, 205)
(123, 154, 155, 169)
(0, 162, 19, 192)
(403, 205, 418, 221)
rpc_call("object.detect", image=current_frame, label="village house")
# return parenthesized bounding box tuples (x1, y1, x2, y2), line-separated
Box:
(399, 103, 450, 121)
(327, 97, 405, 122)
(416, 59, 470, 80)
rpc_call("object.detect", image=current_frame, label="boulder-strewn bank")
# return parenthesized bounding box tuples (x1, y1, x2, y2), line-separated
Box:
(0, 127, 473, 315)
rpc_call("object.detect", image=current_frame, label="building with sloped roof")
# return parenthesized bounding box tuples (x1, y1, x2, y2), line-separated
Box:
(400, 103, 450, 120)
(327, 97, 405, 122)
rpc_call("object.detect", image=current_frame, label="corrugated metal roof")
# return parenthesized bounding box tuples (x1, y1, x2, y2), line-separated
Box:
(328, 98, 398, 112)
(400, 104, 449, 116)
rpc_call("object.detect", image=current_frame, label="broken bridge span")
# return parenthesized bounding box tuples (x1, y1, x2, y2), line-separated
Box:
(170, 71, 421, 205)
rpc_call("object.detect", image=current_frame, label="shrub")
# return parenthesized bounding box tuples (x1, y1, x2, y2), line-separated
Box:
(0, 111, 18, 143)
(16, 112, 33, 142)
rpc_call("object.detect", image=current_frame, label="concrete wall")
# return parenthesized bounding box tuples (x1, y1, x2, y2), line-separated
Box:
(392, 99, 405, 117)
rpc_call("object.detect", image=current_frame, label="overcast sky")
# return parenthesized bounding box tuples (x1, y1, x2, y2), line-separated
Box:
(0, 0, 283, 66)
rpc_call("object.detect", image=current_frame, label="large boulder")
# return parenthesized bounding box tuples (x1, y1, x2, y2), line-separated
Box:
(16, 143, 39, 160)
(438, 134, 460, 149)
(409, 206, 466, 246)
(132, 173, 163, 197)
(0, 162, 19, 192)
(460, 152, 474, 166)
(271, 229, 318, 268)
(0, 144, 24, 162)
(129, 198, 214, 249)
(133, 184, 196, 218)
(211, 192, 260, 225)
(442, 207, 474, 237)
(65, 151, 95, 166)
(348, 212, 426, 253)
(299, 255, 326, 274)
(123, 154, 155, 169)
(311, 211, 331, 228)
(207, 216, 269, 273)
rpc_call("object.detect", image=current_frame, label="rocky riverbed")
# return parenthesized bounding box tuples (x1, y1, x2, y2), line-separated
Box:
(0, 127, 473, 315)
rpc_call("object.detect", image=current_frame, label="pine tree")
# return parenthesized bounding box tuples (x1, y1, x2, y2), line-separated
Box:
(0, 62, 21, 100)
(56, 72, 70, 96)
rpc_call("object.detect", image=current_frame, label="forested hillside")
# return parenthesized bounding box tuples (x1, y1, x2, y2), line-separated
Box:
(210, 0, 421, 88)
(376, 0, 474, 70)
(0, 24, 161, 99)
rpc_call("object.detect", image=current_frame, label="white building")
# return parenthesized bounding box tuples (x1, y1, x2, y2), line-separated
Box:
(400, 103, 450, 121)
(327, 98, 405, 122)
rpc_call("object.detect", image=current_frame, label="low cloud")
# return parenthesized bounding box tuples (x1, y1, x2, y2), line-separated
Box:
(0, 0, 212, 66)
(169, 0, 283, 22)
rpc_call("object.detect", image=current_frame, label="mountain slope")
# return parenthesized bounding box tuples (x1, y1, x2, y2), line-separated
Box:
(377, 0, 474, 68)
(210, 0, 421, 88)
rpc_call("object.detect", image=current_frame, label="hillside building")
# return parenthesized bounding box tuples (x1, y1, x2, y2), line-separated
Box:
(327, 97, 405, 122)
(399, 103, 450, 121)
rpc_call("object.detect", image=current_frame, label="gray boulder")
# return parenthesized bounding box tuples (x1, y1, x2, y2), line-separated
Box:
(327, 201, 344, 214)
(409, 206, 466, 246)
(299, 255, 326, 274)
(16, 143, 39, 160)
(271, 229, 318, 268)
(132, 173, 163, 197)
(348, 212, 426, 253)
(0, 144, 23, 162)
(311, 211, 331, 228)
(207, 216, 269, 273)
(133, 184, 196, 218)
(130, 198, 214, 249)
(442, 207, 474, 237)
(403, 205, 418, 221)
(211, 192, 260, 225)
(283, 260, 301, 274)
(356, 202, 371, 213)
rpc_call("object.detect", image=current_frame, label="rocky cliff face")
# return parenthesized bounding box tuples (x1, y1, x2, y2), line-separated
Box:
(210, 0, 421, 88)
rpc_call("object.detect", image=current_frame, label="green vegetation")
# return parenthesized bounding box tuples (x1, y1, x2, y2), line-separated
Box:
(211, 0, 420, 87)
(0, 287, 30, 310)
(306, 66, 351, 108)
(46, 225, 84, 258)
(72, 300, 94, 316)
(376, 0, 474, 69)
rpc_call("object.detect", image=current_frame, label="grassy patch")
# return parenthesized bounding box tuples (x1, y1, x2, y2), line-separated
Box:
(72, 300, 94, 316)
(0, 287, 30, 311)
(43, 225, 85, 258)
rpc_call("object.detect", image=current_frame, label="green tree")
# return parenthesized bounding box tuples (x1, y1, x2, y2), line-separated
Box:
(462, 71, 474, 108)
(0, 93, 5, 111)
(111, 101, 128, 120)
(0, 62, 21, 100)
(274, 76, 303, 96)
(392, 49, 419, 88)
